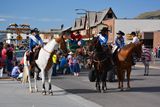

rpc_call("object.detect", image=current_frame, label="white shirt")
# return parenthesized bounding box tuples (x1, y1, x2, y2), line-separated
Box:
(132, 36, 139, 44)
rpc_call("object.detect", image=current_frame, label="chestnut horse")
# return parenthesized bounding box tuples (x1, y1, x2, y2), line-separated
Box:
(22, 36, 67, 95)
(113, 42, 143, 91)
(89, 37, 113, 92)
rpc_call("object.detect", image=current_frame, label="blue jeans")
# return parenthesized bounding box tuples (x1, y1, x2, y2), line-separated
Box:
(73, 63, 80, 73)
(69, 65, 74, 74)
(6, 59, 13, 73)
(52, 63, 57, 76)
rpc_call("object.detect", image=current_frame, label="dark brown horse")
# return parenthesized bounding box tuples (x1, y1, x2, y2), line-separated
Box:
(89, 37, 113, 93)
(113, 42, 143, 91)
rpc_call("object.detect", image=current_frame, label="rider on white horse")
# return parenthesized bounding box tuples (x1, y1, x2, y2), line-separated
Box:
(28, 28, 44, 78)
(29, 28, 44, 51)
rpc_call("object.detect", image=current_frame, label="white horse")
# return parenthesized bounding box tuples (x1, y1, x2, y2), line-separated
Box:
(22, 37, 66, 95)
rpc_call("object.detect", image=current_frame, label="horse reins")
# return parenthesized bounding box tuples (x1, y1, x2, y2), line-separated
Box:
(93, 57, 108, 71)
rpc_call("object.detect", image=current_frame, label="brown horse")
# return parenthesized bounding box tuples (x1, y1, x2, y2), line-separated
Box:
(113, 42, 143, 91)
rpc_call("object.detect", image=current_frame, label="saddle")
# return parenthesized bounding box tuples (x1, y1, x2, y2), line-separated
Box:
(26, 47, 41, 68)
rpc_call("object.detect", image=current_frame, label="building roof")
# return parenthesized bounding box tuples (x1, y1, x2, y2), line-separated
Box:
(72, 8, 117, 31)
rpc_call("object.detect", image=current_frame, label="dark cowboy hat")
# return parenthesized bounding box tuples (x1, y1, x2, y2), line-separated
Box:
(31, 28, 39, 33)
(100, 27, 110, 32)
(130, 32, 136, 36)
(116, 30, 125, 36)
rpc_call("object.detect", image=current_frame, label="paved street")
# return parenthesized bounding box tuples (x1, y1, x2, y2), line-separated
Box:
(51, 66, 160, 107)
(0, 79, 101, 107)
(0, 59, 160, 107)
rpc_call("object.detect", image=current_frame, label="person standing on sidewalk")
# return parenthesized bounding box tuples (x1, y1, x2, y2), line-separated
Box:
(52, 50, 58, 76)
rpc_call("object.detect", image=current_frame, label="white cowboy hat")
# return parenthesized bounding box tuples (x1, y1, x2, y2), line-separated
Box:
(68, 51, 73, 54)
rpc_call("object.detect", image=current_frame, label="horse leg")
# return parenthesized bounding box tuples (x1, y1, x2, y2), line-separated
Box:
(27, 66, 32, 93)
(41, 70, 46, 95)
(117, 69, 121, 89)
(120, 71, 125, 91)
(102, 81, 106, 93)
(101, 72, 107, 93)
(34, 71, 38, 92)
(127, 68, 131, 89)
(48, 68, 53, 95)
(96, 74, 101, 92)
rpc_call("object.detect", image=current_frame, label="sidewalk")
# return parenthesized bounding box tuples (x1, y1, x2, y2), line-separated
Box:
(0, 79, 102, 107)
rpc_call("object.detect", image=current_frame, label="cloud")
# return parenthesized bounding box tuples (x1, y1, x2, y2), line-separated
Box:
(0, 15, 64, 22)
(0, 18, 6, 22)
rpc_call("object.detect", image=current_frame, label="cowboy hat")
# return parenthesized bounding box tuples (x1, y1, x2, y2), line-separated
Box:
(130, 32, 136, 36)
(31, 28, 39, 33)
(100, 27, 110, 32)
(116, 30, 125, 36)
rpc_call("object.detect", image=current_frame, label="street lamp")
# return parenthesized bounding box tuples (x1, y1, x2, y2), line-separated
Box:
(75, 9, 91, 41)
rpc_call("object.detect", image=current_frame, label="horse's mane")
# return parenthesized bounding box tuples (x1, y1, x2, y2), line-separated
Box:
(121, 43, 135, 50)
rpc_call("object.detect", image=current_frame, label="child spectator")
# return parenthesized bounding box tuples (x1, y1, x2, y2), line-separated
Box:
(11, 61, 21, 79)
(72, 54, 80, 76)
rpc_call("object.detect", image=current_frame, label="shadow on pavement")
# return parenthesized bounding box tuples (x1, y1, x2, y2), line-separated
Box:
(126, 86, 160, 93)
(64, 88, 98, 94)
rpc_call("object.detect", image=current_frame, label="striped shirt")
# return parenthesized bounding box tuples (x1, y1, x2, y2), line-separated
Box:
(142, 47, 151, 61)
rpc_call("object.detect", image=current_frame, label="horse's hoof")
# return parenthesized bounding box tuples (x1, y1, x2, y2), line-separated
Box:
(96, 89, 101, 93)
(120, 88, 124, 91)
(101, 90, 106, 93)
(48, 90, 53, 96)
(42, 91, 46, 95)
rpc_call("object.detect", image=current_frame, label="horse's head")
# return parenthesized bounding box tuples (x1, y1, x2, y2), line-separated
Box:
(55, 35, 68, 54)
(91, 37, 103, 52)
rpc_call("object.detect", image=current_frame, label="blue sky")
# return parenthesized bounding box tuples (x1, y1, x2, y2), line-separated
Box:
(0, 0, 160, 31)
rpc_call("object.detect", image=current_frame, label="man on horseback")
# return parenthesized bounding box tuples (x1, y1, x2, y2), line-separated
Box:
(97, 27, 114, 66)
(28, 28, 44, 79)
(115, 30, 125, 49)
(131, 32, 139, 44)
(130, 32, 140, 65)
(98, 27, 109, 48)
(29, 28, 44, 52)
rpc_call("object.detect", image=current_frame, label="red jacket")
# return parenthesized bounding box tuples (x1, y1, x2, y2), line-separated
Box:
(76, 34, 82, 41)
(71, 33, 76, 40)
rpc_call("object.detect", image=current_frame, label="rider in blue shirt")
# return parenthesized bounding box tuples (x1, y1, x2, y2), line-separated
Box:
(28, 28, 44, 80)
(115, 30, 125, 48)
(29, 28, 44, 51)
(98, 27, 115, 67)
(98, 27, 109, 48)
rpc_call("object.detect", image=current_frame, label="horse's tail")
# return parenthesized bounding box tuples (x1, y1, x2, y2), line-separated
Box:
(22, 51, 29, 84)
